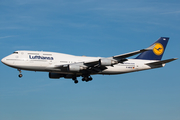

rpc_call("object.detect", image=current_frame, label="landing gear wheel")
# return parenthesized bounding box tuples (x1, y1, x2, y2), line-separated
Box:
(74, 80, 78, 84)
(82, 75, 93, 82)
(19, 74, 23, 78)
(18, 69, 22, 78)
(89, 77, 93, 81)
(84, 76, 88, 81)
(72, 76, 78, 84)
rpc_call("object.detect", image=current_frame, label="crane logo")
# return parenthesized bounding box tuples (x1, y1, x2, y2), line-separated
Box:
(153, 43, 164, 56)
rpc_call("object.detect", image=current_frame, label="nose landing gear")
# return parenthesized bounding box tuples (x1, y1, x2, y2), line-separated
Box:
(18, 69, 23, 78)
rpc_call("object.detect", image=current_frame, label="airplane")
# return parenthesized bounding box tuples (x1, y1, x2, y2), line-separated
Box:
(1, 37, 178, 84)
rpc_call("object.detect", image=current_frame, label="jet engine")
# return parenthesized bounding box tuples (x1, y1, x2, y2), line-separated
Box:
(99, 59, 118, 66)
(68, 65, 84, 72)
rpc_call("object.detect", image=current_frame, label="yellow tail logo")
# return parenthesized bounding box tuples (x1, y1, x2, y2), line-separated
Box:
(153, 43, 164, 55)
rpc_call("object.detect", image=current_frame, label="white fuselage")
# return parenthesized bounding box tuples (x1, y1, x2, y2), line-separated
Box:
(1, 50, 164, 75)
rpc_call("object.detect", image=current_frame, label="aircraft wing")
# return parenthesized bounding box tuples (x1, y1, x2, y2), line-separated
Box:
(54, 44, 155, 73)
(83, 43, 155, 65)
(112, 44, 155, 59)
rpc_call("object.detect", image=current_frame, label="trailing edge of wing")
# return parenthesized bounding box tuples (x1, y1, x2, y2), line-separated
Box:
(145, 58, 178, 65)
(112, 44, 155, 59)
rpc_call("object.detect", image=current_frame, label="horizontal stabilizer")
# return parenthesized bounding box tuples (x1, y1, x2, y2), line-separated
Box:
(145, 58, 178, 65)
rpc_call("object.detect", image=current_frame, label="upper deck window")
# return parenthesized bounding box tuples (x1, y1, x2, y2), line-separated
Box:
(13, 52, 18, 54)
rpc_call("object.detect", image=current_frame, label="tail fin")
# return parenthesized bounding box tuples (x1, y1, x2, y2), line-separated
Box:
(135, 37, 169, 60)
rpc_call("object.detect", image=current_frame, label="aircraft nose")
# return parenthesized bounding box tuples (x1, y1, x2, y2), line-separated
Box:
(1, 57, 6, 64)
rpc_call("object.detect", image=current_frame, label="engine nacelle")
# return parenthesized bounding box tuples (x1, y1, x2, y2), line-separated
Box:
(68, 65, 81, 72)
(49, 73, 64, 79)
(99, 59, 118, 66)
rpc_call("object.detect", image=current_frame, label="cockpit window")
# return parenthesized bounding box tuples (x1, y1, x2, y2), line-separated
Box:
(13, 52, 18, 54)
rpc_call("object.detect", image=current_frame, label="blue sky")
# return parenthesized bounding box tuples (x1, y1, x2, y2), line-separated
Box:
(0, 0, 180, 120)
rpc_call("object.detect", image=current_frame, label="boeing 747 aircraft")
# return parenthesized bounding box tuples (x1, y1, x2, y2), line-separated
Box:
(1, 37, 177, 83)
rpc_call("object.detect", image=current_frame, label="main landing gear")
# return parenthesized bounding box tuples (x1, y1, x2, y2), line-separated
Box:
(72, 77, 78, 84)
(82, 75, 93, 82)
(18, 69, 23, 78)
(72, 75, 93, 84)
